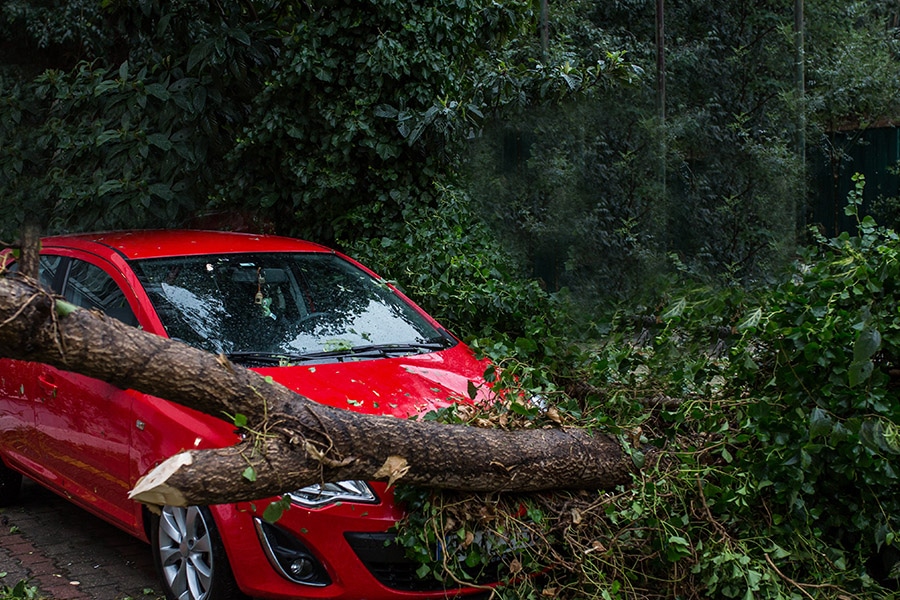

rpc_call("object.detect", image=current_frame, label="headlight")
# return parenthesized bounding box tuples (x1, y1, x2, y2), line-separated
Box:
(287, 480, 378, 508)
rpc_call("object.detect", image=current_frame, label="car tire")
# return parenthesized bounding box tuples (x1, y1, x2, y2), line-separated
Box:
(150, 505, 246, 600)
(0, 462, 22, 506)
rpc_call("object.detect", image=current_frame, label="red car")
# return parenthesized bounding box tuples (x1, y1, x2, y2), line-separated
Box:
(0, 230, 493, 600)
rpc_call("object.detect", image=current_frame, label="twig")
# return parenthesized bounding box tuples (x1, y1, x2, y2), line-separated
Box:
(428, 496, 498, 598)
(695, 474, 731, 542)
(764, 553, 815, 600)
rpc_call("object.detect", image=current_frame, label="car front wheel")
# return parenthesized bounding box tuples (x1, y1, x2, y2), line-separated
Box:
(151, 505, 245, 600)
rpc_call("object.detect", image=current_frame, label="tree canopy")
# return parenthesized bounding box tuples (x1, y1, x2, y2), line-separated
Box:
(0, 0, 632, 243)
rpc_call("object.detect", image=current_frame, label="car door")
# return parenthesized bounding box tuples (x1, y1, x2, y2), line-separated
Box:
(31, 254, 142, 531)
(0, 254, 67, 476)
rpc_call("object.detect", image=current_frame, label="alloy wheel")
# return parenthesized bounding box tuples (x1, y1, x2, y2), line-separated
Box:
(157, 505, 215, 600)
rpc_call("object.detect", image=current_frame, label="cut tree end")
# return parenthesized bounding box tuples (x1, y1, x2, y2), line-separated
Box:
(129, 452, 193, 506)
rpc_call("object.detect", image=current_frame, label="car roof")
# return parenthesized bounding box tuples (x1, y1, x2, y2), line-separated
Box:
(40, 230, 333, 260)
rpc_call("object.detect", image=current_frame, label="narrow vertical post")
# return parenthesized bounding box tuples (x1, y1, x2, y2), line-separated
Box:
(656, 0, 666, 125)
(656, 0, 666, 201)
(541, 0, 549, 58)
(795, 0, 806, 233)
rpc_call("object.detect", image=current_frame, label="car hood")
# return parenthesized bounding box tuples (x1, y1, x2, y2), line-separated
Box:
(253, 344, 492, 418)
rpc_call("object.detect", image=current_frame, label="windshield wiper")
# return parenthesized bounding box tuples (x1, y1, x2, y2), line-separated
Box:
(224, 351, 313, 366)
(225, 338, 455, 366)
(296, 341, 450, 361)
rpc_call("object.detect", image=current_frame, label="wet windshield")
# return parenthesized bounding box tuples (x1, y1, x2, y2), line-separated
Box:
(131, 253, 451, 363)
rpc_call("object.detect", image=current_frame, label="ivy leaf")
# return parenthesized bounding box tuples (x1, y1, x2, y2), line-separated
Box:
(736, 307, 762, 331)
(661, 298, 686, 321)
(514, 337, 538, 354)
(860, 420, 900, 455)
(631, 450, 646, 469)
(849, 360, 874, 388)
(853, 328, 881, 363)
(262, 498, 291, 523)
(373, 104, 399, 118)
(809, 407, 833, 438)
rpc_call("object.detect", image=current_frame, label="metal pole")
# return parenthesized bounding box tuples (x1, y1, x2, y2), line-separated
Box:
(795, 0, 806, 233)
(656, 0, 665, 125)
(656, 0, 666, 203)
(541, 0, 549, 58)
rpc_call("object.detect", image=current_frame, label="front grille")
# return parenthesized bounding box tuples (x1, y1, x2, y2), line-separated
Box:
(344, 532, 500, 594)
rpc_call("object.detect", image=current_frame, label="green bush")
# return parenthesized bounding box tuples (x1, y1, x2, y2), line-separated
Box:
(388, 180, 900, 599)
(344, 184, 556, 343)
(724, 175, 900, 590)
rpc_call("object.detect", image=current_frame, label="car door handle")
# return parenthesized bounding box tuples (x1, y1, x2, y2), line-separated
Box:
(38, 375, 57, 398)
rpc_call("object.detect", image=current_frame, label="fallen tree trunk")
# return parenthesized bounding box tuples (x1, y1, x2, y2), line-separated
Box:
(0, 275, 636, 506)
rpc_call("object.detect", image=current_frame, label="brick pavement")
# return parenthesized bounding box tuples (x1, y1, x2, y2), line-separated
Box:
(0, 479, 161, 600)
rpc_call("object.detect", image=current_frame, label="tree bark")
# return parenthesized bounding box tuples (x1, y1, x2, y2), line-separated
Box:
(18, 223, 42, 281)
(0, 275, 636, 507)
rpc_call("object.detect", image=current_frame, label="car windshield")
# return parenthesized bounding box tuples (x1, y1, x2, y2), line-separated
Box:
(131, 253, 450, 363)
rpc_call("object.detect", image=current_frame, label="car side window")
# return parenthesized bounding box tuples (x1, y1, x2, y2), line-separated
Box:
(63, 259, 138, 327)
(4, 254, 65, 291)
(38, 255, 66, 291)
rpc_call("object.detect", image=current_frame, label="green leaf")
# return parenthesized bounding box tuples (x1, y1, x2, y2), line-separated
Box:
(241, 466, 256, 481)
(853, 328, 881, 362)
(464, 548, 482, 568)
(229, 28, 251, 46)
(93, 79, 120, 96)
(233, 413, 248, 427)
(187, 39, 214, 72)
(631, 450, 646, 469)
(720, 447, 733, 463)
(147, 133, 172, 151)
(55, 300, 78, 317)
(514, 337, 538, 354)
(849, 360, 874, 388)
(262, 498, 290, 523)
(508, 401, 538, 417)
(148, 183, 174, 201)
(95, 130, 121, 146)
(374, 104, 399, 118)
(736, 307, 762, 331)
(145, 83, 170, 101)
(660, 297, 687, 321)
(809, 407, 833, 438)
(860, 420, 900, 455)
(97, 180, 124, 196)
